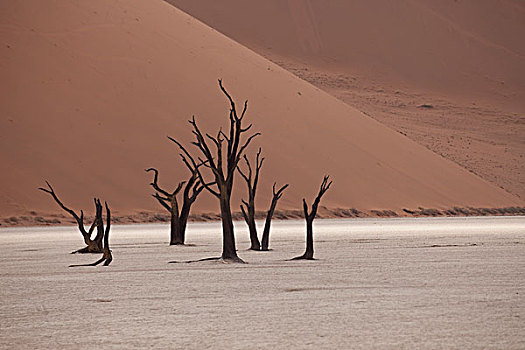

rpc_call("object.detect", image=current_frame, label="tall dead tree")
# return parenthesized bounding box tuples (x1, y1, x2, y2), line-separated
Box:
(70, 201, 113, 267)
(169, 79, 260, 262)
(39, 181, 103, 254)
(238, 148, 264, 250)
(146, 167, 204, 245)
(293, 176, 332, 260)
(261, 182, 289, 251)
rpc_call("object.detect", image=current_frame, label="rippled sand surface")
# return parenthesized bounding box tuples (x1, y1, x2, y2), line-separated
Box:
(1, 217, 524, 349)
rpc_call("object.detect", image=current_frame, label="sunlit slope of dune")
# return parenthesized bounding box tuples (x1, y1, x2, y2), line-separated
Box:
(0, 0, 521, 217)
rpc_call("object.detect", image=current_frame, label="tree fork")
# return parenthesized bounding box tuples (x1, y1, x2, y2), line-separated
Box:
(70, 201, 113, 267)
(238, 148, 264, 250)
(146, 167, 204, 245)
(292, 176, 332, 260)
(39, 181, 103, 254)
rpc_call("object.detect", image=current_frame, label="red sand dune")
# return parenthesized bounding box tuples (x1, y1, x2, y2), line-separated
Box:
(168, 0, 525, 200)
(0, 0, 522, 219)
(168, 0, 525, 111)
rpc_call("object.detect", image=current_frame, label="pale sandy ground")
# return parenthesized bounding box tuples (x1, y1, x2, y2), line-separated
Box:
(1, 217, 524, 349)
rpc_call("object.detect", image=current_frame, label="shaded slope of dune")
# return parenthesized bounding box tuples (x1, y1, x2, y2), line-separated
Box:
(167, 0, 525, 200)
(168, 0, 525, 110)
(0, 0, 521, 218)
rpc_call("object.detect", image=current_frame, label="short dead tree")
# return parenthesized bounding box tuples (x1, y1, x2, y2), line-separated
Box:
(70, 201, 113, 267)
(39, 181, 103, 254)
(261, 182, 289, 251)
(238, 148, 264, 250)
(292, 176, 332, 260)
(146, 167, 204, 245)
(169, 79, 260, 263)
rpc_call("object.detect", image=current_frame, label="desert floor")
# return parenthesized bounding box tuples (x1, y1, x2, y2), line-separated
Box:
(1, 217, 524, 349)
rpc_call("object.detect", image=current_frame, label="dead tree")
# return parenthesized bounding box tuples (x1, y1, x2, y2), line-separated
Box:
(261, 182, 289, 251)
(169, 79, 260, 262)
(39, 181, 103, 254)
(146, 167, 204, 245)
(238, 148, 264, 250)
(293, 176, 332, 260)
(70, 201, 113, 267)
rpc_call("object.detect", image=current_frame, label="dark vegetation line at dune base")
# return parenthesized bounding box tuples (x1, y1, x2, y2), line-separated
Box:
(3, 206, 524, 227)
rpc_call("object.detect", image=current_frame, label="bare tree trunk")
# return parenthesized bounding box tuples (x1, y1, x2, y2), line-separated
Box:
(70, 201, 113, 267)
(101, 202, 113, 265)
(241, 198, 260, 250)
(303, 218, 314, 259)
(247, 211, 259, 250)
(146, 168, 203, 246)
(261, 183, 288, 251)
(220, 194, 240, 261)
(39, 182, 103, 254)
(238, 148, 264, 250)
(40, 182, 113, 267)
(169, 79, 260, 263)
(92, 199, 104, 251)
(261, 213, 273, 251)
(169, 211, 184, 245)
(176, 202, 191, 245)
(293, 176, 332, 260)
(69, 202, 104, 253)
